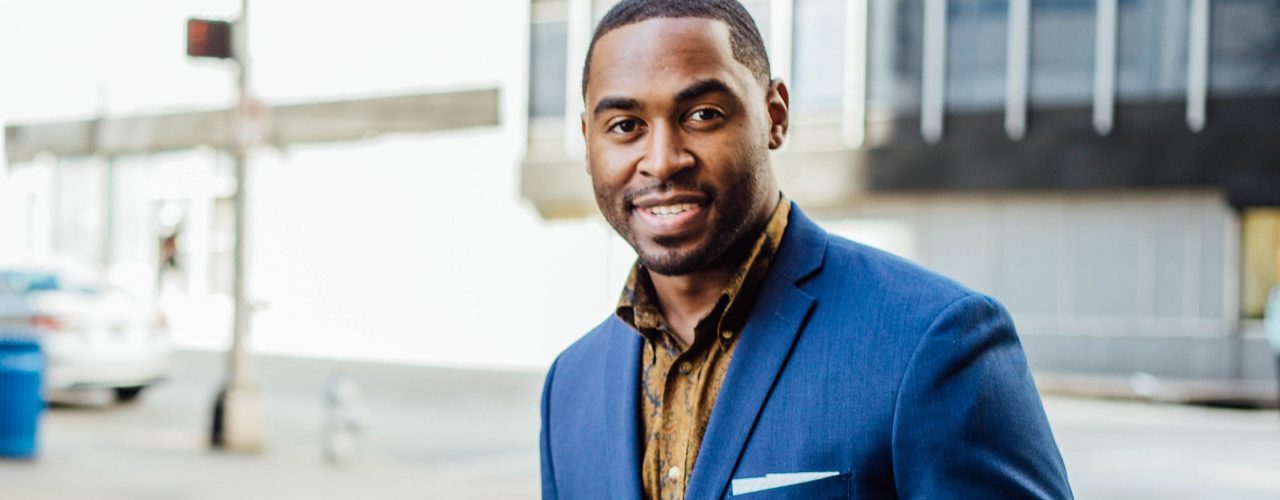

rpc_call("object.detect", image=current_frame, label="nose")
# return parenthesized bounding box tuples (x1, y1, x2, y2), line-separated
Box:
(637, 121, 695, 181)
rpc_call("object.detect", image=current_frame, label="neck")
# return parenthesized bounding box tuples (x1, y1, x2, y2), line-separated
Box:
(648, 193, 781, 345)
(649, 264, 737, 346)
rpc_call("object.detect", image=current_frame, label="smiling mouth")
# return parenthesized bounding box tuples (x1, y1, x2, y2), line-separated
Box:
(645, 203, 700, 217)
(630, 200, 709, 240)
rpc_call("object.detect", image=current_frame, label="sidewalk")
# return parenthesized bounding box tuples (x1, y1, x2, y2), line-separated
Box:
(0, 351, 541, 499)
(1038, 371, 1280, 409)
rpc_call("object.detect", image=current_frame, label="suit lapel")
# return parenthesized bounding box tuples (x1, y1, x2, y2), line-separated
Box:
(603, 318, 644, 498)
(684, 204, 828, 499)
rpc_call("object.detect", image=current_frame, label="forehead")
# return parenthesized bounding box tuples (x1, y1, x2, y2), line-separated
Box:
(586, 17, 756, 106)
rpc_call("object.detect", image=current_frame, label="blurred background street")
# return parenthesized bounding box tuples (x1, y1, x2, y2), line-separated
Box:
(0, 352, 1278, 499)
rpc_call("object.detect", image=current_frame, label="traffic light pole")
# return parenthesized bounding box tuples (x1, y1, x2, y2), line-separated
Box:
(210, 0, 265, 453)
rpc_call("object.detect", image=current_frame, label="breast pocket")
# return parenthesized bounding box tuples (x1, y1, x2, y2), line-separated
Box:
(728, 472, 851, 500)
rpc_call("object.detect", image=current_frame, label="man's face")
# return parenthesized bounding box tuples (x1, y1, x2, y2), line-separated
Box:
(582, 18, 787, 276)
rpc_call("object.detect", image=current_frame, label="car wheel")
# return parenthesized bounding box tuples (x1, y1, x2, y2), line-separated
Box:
(113, 386, 146, 404)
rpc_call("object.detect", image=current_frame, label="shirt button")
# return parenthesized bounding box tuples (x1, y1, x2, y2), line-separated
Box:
(667, 466, 682, 480)
(720, 330, 733, 340)
(678, 362, 692, 375)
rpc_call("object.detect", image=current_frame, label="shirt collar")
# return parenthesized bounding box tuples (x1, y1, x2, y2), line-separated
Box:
(615, 194, 791, 350)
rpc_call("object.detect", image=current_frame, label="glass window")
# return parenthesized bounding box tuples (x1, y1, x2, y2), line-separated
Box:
(867, 0, 922, 115)
(1115, 0, 1188, 101)
(529, 21, 569, 118)
(842, 0, 1280, 121)
(1029, 0, 1095, 106)
(1209, 0, 1280, 97)
(791, 0, 845, 113)
(0, 272, 61, 294)
(946, 0, 1008, 111)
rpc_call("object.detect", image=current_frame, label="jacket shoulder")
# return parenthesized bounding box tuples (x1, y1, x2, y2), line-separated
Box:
(819, 233, 979, 310)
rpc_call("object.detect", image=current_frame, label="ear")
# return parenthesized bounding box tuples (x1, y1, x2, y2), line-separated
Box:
(766, 79, 790, 150)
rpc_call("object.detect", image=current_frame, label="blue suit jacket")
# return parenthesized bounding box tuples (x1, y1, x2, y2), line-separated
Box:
(540, 204, 1072, 499)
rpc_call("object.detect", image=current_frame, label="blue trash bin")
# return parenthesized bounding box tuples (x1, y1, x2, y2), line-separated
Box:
(0, 330, 43, 459)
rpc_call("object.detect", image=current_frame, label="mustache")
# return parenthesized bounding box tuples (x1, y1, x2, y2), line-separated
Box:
(622, 181, 715, 207)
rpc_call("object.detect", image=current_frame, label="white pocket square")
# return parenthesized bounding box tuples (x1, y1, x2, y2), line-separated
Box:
(730, 471, 840, 495)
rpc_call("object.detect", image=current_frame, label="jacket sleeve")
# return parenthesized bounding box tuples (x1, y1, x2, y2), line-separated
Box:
(891, 294, 1073, 499)
(540, 357, 559, 500)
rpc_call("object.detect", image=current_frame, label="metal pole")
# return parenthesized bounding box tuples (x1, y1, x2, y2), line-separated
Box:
(1005, 0, 1030, 140)
(94, 87, 114, 269)
(1186, 0, 1210, 132)
(230, 23, 250, 400)
(101, 156, 114, 268)
(921, 0, 947, 143)
(842, 0, 869, 148)
(1093, 0, 1118, 136)
(211, 0, 265, 453)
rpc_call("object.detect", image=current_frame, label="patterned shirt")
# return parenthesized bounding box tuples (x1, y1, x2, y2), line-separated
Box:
(615, 196, 791, 500)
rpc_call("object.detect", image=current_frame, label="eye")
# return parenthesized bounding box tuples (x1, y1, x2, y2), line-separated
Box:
(688, 108, 724, 122)
(685, 108, 726, 129)
(608, 119, 641, 135)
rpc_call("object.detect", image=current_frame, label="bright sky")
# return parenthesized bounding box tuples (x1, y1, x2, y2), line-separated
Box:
(0, 0, 519, 120)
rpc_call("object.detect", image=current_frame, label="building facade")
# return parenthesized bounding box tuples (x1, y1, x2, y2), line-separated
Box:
(520, 0, 1280, 391)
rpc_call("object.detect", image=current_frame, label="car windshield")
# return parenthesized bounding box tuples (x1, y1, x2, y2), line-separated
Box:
(0, 271, 99, 295)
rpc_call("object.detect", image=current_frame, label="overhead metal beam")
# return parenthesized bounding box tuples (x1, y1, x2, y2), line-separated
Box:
(4, 88, 501, 163)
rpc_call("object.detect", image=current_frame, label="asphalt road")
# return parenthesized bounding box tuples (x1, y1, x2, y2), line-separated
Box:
(1, 350, 1278, 499)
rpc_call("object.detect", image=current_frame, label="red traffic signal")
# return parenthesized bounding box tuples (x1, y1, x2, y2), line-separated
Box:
(187, 18, 233, 59)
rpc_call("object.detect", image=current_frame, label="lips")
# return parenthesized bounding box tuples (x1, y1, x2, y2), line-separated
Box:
(644, 203, 699, 217)
(630, 192, 709, 238)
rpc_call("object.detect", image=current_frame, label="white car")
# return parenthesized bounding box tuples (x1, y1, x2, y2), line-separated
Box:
(0, 267, 173, 403)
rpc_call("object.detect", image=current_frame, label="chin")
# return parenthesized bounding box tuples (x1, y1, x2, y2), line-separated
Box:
(636, 240, 716, 276)
(638, 255, 702, 277)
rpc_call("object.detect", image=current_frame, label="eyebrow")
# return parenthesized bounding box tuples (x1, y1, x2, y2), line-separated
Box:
(592, 96, 640, 117)
(673, 79, 733, 104)
(590, 79, 735, 117)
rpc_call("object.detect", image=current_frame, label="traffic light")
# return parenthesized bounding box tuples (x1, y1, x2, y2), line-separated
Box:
(187, 18, 233, 59)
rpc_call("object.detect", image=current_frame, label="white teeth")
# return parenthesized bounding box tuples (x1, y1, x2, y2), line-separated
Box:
(647, 203, 697, 217)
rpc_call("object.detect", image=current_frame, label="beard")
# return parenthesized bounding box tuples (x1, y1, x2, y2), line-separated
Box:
(593, 161, 770, 277)
(634, 182, 753, 276)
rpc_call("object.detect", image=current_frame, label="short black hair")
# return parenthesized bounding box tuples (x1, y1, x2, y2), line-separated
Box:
(581, 0, 772, 96)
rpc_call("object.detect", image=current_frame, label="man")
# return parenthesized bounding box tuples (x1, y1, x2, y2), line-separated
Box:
(539, 1, 1073, 498)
